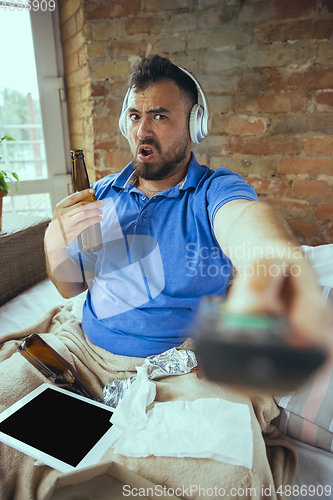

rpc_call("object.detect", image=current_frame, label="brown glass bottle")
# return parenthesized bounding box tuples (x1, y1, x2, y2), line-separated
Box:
(71, 149, 103, 253)
(19, 334, 100, 401)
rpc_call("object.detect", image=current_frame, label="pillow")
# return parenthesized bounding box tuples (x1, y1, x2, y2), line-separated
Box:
(274, 322, 333, 454)
(274, 245, 333, 453)
(301, 244, 333, 288)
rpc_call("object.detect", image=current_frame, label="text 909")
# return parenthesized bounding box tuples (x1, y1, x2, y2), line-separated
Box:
(1, 1, 56, 11)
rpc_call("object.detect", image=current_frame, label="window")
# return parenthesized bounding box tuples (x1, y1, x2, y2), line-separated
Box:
(0, 5, 71, 218)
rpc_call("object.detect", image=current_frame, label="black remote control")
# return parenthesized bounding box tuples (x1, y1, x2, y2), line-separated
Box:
(194, 296, 327, 392)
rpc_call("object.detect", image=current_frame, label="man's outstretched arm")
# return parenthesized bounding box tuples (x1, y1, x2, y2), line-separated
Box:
(214, 199, 332, 351)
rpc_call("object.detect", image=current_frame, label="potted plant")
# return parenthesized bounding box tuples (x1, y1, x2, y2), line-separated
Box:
(0, 135, 19, 231)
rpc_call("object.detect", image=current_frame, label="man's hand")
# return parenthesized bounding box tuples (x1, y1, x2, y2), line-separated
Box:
(48, 189, 104, 250)
(214, 199, 333, 355)
(226, 256, 333, 353)
(44, 189, 104, 298)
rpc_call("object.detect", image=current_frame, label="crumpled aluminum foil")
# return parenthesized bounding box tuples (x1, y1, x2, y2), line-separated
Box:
(103, 375, 136, 409)
(103, 347, 197, 408)
(141, 347, 197, 379)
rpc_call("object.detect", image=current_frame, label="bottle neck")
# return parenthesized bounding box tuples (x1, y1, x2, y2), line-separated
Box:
(72, 157, 91, 192)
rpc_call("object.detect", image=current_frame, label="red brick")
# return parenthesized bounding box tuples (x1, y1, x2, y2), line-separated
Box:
(93, 151, 107, 170)
(288, 219, 318, 238)
(322, 0, 333, 13)
(211, 157, 278, 176)
(91, 82, 109, 97)
(265, 198, 312, 218)
(316, 202, 333, 220)
(239, 0, 316, 22)
(93, 117, 119, 135)
(84, 0, 140, 20)
(270, 113, 333, 135)
(125, 16, 156, 36)
(92, 60, 130, 80)
(279, 158, 333, 176)
(291, 179, 328, 198)
(272, 0, 317, 20)
(239, 70, 265, 93)
(94, 98, 108, 118)
(245, 177, 288, 196)
(304, 136, 333, 157)
(87, 42, 107, 59)
(236, 93, 308, 114)
(111, 41, 148, 58)
(312, 20, 333, 40)
(212, 115, 267, 135)
(144, 0, 191, 11)
(313, 93, 333, 112)
(230, 136, 303, 155)
(111, 82, 128, 99)
(106, 151, 132, 172)
(320, 0, 333, 14)
(267, 68, 333, 92)
(94, 139, 118, 151)
(106, 98, 122, 115)
(255, 19, 312, 43)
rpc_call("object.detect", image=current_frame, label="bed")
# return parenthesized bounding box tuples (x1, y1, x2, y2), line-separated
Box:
(1, 243, 333, 498)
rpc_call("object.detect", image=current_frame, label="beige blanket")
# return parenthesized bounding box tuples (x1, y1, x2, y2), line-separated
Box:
(0, 304, 297, 500)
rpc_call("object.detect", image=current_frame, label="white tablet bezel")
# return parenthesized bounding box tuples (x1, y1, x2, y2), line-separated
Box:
(0, 383, 122, 473)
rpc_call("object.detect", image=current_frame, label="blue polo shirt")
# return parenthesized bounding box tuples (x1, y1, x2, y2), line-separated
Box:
(67, 154, 257, 357)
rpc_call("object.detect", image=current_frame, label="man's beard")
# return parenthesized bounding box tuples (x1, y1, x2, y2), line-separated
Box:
(131, 136, 190, 181)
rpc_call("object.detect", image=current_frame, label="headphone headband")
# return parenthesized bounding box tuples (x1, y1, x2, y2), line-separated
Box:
(119, 66, 211, 144)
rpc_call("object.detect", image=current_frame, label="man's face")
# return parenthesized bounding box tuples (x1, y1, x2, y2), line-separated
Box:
(126, 80, 192, 181)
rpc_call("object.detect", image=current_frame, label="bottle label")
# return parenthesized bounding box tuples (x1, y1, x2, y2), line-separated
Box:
(80, 194, 97, 203)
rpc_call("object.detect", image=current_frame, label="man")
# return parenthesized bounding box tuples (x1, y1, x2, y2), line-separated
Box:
(1, 54, 332, 500)
(45, 54, 331, 357)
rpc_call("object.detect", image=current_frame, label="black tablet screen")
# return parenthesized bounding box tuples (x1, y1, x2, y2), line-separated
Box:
(0, 388, 113, 467)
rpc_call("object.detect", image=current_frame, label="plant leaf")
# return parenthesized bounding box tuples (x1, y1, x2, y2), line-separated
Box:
(0, 179, 9, 196)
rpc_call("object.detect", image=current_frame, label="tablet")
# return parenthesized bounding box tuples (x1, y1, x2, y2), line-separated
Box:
(0, 383, 122, 473)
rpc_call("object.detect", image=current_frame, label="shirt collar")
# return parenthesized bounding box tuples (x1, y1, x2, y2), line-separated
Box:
(124, 169, 138, 188)
(180, 152, 207, 190)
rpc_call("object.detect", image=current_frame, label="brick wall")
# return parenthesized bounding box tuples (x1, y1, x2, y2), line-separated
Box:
(59, 0, 333, 245)
(58, 0, 95, 178)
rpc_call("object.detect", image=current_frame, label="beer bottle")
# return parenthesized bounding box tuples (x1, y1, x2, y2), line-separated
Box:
(19, 334, 101, 401)
(70, 149, 103, 253)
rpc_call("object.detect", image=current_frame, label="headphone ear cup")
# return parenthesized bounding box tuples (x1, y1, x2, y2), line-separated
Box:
(119, 108, 128, 139)
(189, 104, 204, 144)
(119, 88, 130, 139)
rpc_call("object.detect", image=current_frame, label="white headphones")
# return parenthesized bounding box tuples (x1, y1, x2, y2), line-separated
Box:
(118, 66, 211, 144)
